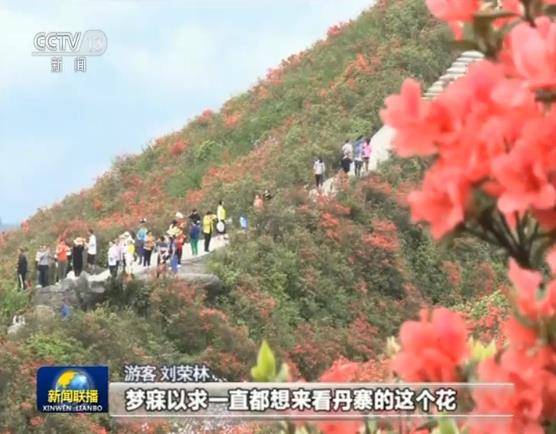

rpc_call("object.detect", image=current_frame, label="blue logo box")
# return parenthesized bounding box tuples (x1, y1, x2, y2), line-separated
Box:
(36, 366, 109, 413)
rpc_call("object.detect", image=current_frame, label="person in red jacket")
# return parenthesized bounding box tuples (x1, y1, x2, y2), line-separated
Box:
(175, 232, 185, 264)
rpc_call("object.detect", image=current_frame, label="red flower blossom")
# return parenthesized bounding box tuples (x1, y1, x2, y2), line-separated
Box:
(170, 140, 187, 156)
(392, 308, 468, 382)
(508, 259, 556, 320)
(197, 109, 214, 126)
(407, 166, 470, 239)
(317, 359, 363, 434)
(507, 17, 556, 90)
(224, 112, 240, 128)
(471, 349, 546, 434)
(425, 0, 480, 39)
(327, 23, 346, 38)
(380, 79, 438, 157)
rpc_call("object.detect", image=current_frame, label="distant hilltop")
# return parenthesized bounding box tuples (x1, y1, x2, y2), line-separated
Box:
(0, 223, 17, 232)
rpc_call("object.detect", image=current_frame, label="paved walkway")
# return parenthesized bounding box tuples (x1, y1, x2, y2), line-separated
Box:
(86, 235, 229, 283)
(310, 52, 484, 198)
(310, 125, 396, 198)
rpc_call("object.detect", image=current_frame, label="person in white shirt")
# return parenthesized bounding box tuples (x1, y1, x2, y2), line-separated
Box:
(108, 241, 119, 277)
(86, 228, 97, 271)
(341, 139, 353, 174)
(341, 140, 353, 160)
(313, 157, 325, 189)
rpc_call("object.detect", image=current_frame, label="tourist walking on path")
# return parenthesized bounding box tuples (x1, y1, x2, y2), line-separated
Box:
(354, 136, 364, 177)
(313, 157, 325, 189)
(170, 239, 179, 273)
(34, 248, 41, 285)
(136, 219, 148, 265)
(217, 201, 226, 222)
(56, 238, 69, 282)
(117, 235, 127, 273)
(72, 238, 85, 277)
(189, 221, 201, 256)
(125, 239, 135, 275)
(167, 220, 182, 239)
(217, 200, 227, 234)
(37, 245, 51, 287)
(362, 137, 372, 173)
(108, 241, 119, 278)
(17, 248, 28, 290)
(202, 210, 216, 253)
(175, 232, 185, 265)
(86, 229, 97, 272)
(66, 244, 73, 275)
(189, 209, 201, 224)
(341, 139, 353, 174)
(143, 231, 155, 267)
(156, 236, 170, 277)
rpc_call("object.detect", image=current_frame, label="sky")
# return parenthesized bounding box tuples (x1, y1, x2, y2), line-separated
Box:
(0, 0, 372, 224)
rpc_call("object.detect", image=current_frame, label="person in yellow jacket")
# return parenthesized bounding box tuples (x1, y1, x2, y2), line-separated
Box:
(217, 200, 226, 221)
(216, 200, 227, 238)
(202, 210, 217, 253)
(125, 240, 135, 275)
(167, 219, 181, 238)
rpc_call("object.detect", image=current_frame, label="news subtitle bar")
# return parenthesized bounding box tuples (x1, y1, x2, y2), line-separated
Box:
(109, 382, 514, 420)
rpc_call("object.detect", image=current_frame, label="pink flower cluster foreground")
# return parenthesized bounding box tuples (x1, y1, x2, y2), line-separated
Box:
(392, 300, 556, 434)
(381, 15, 556, 239)
(380, 2, 556, 434)
(392, 308, 468, 382)
(425, 0, 480, 39)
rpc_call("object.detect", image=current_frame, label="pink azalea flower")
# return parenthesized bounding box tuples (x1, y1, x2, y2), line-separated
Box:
(508, 17, 556, 89)
(508, 259, 556, 319)
(425, 0, 480, 39)
(492, 146, 556, 215)
(392, 308, 468, 382)
(407, 166, 470, 239)
(380, 79, 438, 157)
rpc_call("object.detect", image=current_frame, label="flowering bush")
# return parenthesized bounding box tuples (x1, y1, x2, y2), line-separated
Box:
(379, 0, 556, 433)
(169, 139, 188, 156)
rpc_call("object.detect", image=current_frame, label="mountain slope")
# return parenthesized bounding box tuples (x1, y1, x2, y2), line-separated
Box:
(0, 0, 453, 280)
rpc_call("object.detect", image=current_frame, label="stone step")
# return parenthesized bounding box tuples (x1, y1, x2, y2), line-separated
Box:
(421, 52, 483, 101)
(446, 66, 468, 75)
(427, 84, 444, 92)
(439, 73, 460, 82)
(426, 85, 444, 92)
(461, 50, 484, 58)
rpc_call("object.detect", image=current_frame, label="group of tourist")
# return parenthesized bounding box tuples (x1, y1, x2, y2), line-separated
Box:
(15, 135, 373, 290)
(15, 202, 228, 289)
(16, 229, 97, 290)
(340, 136, 372, 177)
(98, 202, 228, 280)
(312, 136, 373, 191)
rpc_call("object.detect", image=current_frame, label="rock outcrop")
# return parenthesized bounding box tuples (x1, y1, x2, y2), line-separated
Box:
(31, 271, 107, 311)
(28, 251, 224, 314)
